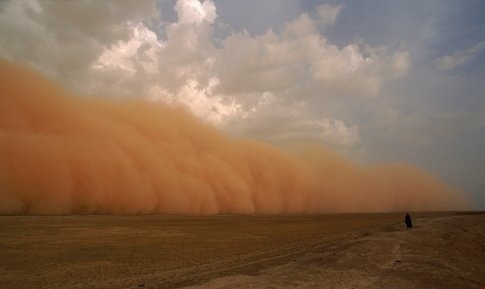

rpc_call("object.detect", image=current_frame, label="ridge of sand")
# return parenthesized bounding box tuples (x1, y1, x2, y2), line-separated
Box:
(184, 214, 485, 289)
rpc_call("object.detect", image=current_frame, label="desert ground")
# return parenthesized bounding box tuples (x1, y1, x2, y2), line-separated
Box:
(0, 212, 484, 289)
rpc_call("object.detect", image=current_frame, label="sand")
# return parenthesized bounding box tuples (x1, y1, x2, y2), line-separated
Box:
(0, 212, 484, 289)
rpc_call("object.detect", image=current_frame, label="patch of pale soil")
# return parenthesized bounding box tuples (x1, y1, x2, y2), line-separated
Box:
(184, 214, 485, 289)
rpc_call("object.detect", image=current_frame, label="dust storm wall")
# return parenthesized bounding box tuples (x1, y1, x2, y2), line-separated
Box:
(0, 59, 467, 214)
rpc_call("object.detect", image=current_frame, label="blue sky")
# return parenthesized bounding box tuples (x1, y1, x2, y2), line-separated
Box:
(0, 0, 484, 208)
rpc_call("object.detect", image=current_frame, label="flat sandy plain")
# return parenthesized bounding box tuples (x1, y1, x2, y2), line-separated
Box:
(0, 212, 484, 289)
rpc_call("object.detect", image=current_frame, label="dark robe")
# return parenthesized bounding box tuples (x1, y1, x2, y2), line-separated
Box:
(405, 213, 413, 228)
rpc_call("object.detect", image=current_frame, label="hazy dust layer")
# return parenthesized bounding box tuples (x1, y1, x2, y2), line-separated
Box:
(0, 58, 467, 214)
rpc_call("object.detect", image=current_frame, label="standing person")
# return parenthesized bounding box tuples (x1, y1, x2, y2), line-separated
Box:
(405, 212, 413, 229)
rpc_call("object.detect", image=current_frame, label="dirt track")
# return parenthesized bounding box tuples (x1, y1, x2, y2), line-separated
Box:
(0, 212, 483, 289)
(186, 213, 485, 289)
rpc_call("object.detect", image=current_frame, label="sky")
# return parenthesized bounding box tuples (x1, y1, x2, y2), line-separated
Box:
(0, 0, 484, 210)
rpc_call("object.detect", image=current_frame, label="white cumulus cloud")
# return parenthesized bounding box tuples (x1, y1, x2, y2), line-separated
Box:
(0, 0, 410, 150)
(317, 4, 342, 29)
(436, 40, 485, 71)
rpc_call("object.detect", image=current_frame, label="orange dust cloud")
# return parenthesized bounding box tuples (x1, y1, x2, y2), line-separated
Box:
(0, 59, 468, 214)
